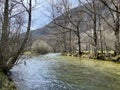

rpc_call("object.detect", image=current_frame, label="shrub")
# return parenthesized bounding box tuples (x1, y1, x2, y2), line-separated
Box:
(31, 40, 51, 54)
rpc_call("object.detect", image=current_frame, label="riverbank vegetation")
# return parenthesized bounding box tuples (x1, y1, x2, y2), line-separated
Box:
(0, 0, 33, 75)
(62, 51, 120, 62)
(31, 40, 51, 54)
(45, 0, 120, 61)
(0, 72, 16, 90)
(52, 56, 120, 90)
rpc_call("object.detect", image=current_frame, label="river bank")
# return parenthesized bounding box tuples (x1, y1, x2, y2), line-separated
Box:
(62, 52, 120, 62)
(0, 71, 16, 90)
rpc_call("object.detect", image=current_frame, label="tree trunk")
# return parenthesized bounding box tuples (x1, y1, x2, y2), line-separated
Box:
(88, 39, 91, 54)
(69, 31, 72, 53)
(114, 6, 120, 55)
(77, 29, 82, 56)
(63, 32, 67, 53)
(0, 0, 9, 72)
(93, 0, 98, 58)
(114, 31, 120, 55)
(7, 0, 32, 70)
(99, 19, 103, 54)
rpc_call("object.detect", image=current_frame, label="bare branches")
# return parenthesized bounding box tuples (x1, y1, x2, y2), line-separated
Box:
(99, 0, 120, 13)
(0, 0, 33, 71)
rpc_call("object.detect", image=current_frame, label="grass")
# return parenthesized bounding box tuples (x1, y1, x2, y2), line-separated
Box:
(0, 72, 16, 90)
(23, 51, 37, 56)
(23, 51, 32, 55)
(52, 56, 120, 90)
(82, 50, 114, 54)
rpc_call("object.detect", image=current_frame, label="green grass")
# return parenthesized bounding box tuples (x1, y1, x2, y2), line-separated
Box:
(23, 51, 32, 55)
(52, 56, 120, 90)
(23, 51, 37, 56)
(0, 72, 16, 90)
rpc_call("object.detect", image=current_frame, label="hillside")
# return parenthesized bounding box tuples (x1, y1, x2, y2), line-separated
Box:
(30, 2, 115, 52)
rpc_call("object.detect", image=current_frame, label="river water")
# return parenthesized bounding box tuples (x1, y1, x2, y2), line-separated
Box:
(11, 53, 120, 90)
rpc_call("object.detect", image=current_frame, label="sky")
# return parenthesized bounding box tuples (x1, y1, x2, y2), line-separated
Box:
(30, 0, 79, 30)
(31, 0, 50, 30)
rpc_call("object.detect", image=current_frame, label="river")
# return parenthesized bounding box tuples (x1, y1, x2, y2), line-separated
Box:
(10, 53, 120, 90)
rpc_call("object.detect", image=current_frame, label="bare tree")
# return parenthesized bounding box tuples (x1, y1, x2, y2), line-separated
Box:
(77, 0, 99, 57)
(99, 0, 120, 55)
(0, 0, 32, 74)
(49, 0, 86, 56)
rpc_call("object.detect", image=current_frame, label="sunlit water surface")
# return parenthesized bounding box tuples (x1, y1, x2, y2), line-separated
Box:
(11, 53, 120, 90)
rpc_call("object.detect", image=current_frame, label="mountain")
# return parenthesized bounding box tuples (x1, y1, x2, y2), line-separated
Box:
(30, 26, 51, 39)
(30, 2, 109, 40)
(29, 1, 115, 51)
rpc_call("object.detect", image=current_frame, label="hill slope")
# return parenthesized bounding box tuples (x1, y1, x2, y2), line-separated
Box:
(30, 2, 115, 51)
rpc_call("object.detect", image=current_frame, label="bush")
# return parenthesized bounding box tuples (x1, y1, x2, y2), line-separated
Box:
(31, 40, 51, 54)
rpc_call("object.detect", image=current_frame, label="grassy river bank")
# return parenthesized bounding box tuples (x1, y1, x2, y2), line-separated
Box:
(0, 72, 16, 90)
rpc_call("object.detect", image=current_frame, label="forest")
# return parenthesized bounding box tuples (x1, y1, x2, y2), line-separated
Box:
(45, 0, 120, 58)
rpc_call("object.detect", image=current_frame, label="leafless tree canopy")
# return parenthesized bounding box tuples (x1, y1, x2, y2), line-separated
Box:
(47, 0, 120, 57)
(0, 0, 32, 74)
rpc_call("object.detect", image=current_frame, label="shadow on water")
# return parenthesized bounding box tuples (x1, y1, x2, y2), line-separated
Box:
(11, 53, 120, 90)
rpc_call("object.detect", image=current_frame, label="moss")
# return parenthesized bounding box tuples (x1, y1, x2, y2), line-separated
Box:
(0, 72, 16, 90)
(23, 51, 37, 56)
(23, 51, 32, 55)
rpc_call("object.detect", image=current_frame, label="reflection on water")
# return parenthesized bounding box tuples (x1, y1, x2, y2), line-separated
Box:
(11, 53, 120, 90)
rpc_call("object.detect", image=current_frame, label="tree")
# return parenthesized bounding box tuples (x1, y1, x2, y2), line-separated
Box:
(49, 0, 85, 56)
(99, 0, 120, 55)
(31, 40, 51, 54)
(77, 0, 99, 57)
(0, 0, 32, 74)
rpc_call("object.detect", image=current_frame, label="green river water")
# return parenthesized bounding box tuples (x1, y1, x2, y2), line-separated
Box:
(11, 53, 120, 90)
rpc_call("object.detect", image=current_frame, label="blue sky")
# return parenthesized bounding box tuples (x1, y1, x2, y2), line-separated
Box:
(31, 0, 50, 30)
(31, 0, 79, 30)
